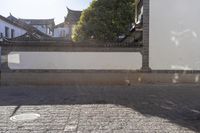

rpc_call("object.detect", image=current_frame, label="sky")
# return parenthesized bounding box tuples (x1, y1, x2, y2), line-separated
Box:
(0, 0, 93, 24)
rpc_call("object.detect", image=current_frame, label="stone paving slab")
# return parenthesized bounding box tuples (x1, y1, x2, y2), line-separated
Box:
(0, 85, 200, 132)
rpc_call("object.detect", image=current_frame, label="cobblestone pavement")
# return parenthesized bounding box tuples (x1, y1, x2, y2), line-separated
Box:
(0, 85, 200, 133)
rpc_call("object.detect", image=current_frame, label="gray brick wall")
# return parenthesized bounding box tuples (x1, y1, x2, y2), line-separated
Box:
(142, 0, 150, 71)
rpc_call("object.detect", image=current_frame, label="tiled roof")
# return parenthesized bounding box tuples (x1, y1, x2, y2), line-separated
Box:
(8, 32, 72, 42)
(19, 18, 55, 26)
(11, 32, 42, 41)
(54, 22, 65, 28)
(65, 8, 82, 24)
(7, 14, 51, 38)
(7, 14, 18, 21)
(0, 15, 26, 30)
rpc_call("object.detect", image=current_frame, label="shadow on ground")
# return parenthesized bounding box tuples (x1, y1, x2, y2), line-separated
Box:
(0, 85, 200, 132)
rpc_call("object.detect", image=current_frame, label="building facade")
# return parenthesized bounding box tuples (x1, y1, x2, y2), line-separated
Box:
(54, 8, 82, 40)
(54, 22, 70, 39)
(19, 18, 55, 36)
(0, 15, 27, 39)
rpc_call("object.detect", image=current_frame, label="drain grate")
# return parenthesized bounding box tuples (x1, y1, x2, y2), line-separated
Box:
(10, 113, 40, 122)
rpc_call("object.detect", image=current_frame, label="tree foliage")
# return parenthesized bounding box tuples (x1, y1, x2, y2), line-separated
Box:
(72, 0, 135, 42)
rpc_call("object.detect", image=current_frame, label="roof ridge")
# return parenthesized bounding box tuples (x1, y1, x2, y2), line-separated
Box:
(19, 18, 54, 21)
(66, 7, 82, 12)
(0, 15, 27, 30)
(54, 22, 65, 28)
(3, 14, 52, 38)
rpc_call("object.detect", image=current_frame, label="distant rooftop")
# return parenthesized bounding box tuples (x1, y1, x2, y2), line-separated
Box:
(54, 22, 65, 28)
(6, 14, 52, 38)
(19, 18, 55, 26)
(0, 15, 26, 30)
(65, 7, 82, 24)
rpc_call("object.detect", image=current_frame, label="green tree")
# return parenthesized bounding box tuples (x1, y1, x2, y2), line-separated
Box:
(72, 0, 135, 42)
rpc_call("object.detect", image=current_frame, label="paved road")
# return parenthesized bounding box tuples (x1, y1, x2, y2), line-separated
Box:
(0, 85, 200, 133)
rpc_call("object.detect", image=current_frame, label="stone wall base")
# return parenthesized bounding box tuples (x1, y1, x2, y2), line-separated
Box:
(1, 72, 200, 86)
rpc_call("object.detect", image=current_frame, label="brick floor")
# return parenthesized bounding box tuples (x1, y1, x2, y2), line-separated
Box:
(0, 85, 200, 132)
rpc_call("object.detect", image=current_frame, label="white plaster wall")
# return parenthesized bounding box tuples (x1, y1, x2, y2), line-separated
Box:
(33, 25, 47, 35)
(8, 52, 142, 70)
(149, 0, 200, 70)
(54, 27, 70, 37)
(0, 19, 26, 38)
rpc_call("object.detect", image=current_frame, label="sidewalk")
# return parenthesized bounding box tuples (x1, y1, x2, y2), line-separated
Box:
(0, 85, 199, 132)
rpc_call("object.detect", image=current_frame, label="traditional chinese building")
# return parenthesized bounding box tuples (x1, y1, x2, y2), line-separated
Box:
(54, 7, 82, 40)
(19, 18, 55, 36)
(0, 15, 27, 39)
(6, 14, 52, 40)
